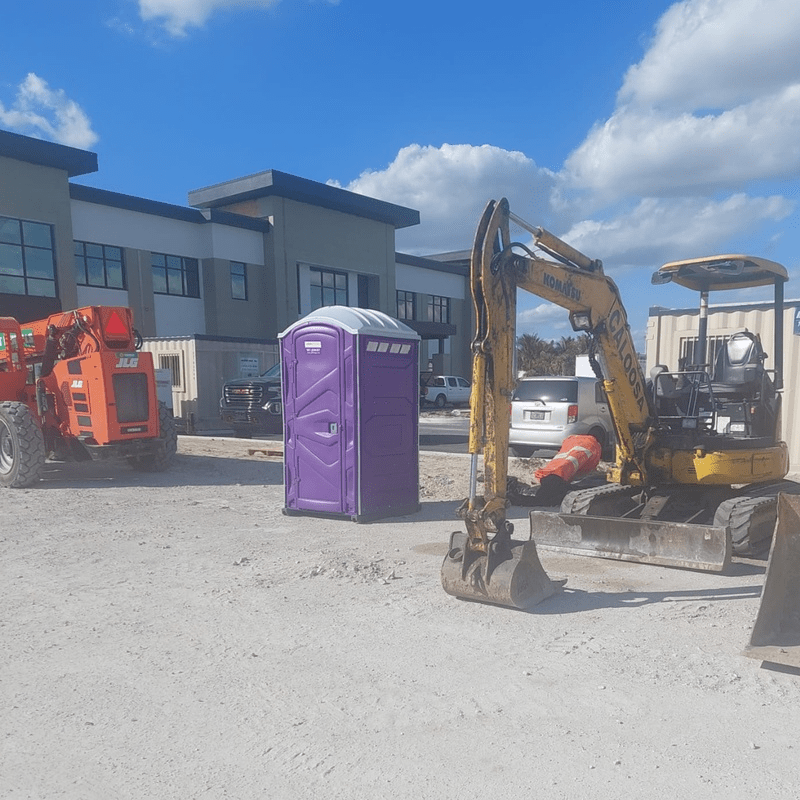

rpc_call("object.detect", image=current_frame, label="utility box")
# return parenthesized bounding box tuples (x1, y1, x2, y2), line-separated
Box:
(279, 306, 420, 522)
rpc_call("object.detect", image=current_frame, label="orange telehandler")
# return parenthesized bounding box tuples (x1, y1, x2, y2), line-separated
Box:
(0, 305, 176, 487)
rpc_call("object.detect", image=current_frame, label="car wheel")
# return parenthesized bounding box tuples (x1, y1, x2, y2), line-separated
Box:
(511, 445, 535, 458)
(434, 393, 447, 408)
(588, 427, 610, 460)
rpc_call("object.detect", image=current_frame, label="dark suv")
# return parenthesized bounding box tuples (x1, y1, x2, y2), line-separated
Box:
(219, 362, 283, 437)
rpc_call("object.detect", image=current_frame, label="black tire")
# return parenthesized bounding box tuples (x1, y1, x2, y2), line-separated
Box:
(434, 393, 447, 408)
(511, 445, 535, 458)
(0, 401, 46, 488)
(233, 428, 253, 439)
(128, 402, 177, 472)
(588, 427, 610, 461)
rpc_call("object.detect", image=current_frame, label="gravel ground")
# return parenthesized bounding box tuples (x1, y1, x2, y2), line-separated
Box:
(2, 436, 799, 800)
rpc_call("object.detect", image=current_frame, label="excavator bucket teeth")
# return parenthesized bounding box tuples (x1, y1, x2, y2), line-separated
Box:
(441, 530, 561, 610)
(529, 511, 731, 572)
(744, 494, 800, 668)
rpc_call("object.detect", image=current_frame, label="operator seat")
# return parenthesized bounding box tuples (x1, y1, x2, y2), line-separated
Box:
(650, 365, 686, 419)
(710, 331, 765, 399)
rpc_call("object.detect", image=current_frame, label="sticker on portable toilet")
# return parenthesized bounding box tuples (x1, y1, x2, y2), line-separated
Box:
(304, 340, 322, 354)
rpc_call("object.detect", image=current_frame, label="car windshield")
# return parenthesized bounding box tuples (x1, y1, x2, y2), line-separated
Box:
(513, 379, 578, 403)
(260, 362, 281, 380)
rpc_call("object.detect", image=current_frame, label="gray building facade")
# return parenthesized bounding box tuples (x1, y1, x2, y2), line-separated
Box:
(1, 129, 471, 427)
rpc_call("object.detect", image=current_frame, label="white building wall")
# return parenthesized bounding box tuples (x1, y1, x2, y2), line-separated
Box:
(70, 200, 265, 264)
(71, 200, 207, 256)
(76, 285, 131, 307)
(203, 222, 265, 265)
(154, 295, 206, 336)
(395, 263, 465, 300)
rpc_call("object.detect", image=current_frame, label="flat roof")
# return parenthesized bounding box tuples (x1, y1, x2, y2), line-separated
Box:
(396, 251, 468, 276)
(69, 183, 270, 232)
(0, 128, 98, 177)
(188, 169, 420, 230)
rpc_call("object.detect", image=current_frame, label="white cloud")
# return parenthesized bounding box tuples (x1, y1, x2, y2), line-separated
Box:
(565, 0, 800, 202)
(566, 85, 800, 200)
(0, 73, 98, 149)
(334, 143, 560, 254)
(620, 0, 800, 111)
(562, 194, 793, 270)
(517, 303, 573, 336)
(138, 0, 338, 37)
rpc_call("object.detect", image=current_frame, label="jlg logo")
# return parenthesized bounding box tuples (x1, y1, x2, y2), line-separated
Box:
(71, 380, 84, 389)
(115, 353, 139, 369)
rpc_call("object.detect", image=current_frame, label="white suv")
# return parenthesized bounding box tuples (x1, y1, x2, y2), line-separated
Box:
(422, 375, 471, 408)
(509, 375, 615, 458)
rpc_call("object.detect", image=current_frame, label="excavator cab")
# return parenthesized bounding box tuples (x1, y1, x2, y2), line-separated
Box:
(650, 255, 786, 446)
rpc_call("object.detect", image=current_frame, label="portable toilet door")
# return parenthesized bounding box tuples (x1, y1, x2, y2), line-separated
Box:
(281, 315, 357, 517)
(280, 306, 420, 522)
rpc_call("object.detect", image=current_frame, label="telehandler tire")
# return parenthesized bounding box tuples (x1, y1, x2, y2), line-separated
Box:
(128, 402, 178, 472)
(0, 401, 46, 488)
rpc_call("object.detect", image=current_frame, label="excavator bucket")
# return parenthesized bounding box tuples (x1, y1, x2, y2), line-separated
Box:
(744, 494, 800, 668)
(441, 529, 561, 610)
(528, 511, 732, 572)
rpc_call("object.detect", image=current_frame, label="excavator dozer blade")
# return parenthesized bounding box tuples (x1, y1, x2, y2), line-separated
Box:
(529, 511, 732, 572)
(441, 530, 561, 610)
(744, 494, 800, 668)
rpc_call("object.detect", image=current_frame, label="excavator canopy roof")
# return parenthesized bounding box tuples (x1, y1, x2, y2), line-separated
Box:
(652, 254, 787, 292)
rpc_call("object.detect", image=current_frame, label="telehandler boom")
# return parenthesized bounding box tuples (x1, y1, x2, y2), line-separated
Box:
(441, 198, 798, 610)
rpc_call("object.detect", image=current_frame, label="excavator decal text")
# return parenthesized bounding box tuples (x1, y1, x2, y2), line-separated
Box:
(542, 272, 581, 303)
(607, 307, 646, 412)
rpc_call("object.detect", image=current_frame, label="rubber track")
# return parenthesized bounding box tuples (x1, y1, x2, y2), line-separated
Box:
(0, 401, 45, 488)
(714, 480, 800, 555)
(561, 483, 639, 516)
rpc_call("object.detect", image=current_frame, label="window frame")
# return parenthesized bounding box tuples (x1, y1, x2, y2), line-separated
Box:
(151, 252, 200, 298)
(0, 215, 57, 298)
(396, 290, 416, 320)
(230, 261, 248, 301)
(74, 240, 126, 290)
(310, 266, 348, 310)
(427, 294, 450, 324)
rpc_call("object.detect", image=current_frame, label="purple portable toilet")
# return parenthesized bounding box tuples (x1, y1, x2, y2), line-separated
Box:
(279, 306, 420, 522)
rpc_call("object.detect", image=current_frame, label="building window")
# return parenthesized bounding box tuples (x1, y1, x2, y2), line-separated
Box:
(158, 353, 184, 390)
(74, 241, 125, 289)
(230, 261, 247, 300)
(427, 295, 450, 324)
(151, 253, 200, 298)
(310, 267, 347, 310)
(0, 216, 56, 297)
(397, 290, 416, 320)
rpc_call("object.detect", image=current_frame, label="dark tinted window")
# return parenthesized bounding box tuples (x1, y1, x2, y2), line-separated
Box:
(595, 382, 607, 404)
(512, 379, 578, 403)
(260, 363, 281, 379)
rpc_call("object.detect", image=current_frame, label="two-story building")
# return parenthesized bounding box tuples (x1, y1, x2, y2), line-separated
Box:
(1, 129, 471, 427)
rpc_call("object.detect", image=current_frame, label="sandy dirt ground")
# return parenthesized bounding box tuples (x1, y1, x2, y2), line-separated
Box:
(2, 436, 799, 800)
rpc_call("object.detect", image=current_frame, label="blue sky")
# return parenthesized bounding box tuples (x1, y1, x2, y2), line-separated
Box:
(2, 0, 799, 347)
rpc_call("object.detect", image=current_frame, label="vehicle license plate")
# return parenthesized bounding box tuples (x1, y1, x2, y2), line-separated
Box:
(526, 410, 546, 421)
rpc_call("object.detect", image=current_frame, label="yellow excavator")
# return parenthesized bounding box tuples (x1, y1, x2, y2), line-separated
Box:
(441, 199, 800, 643)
